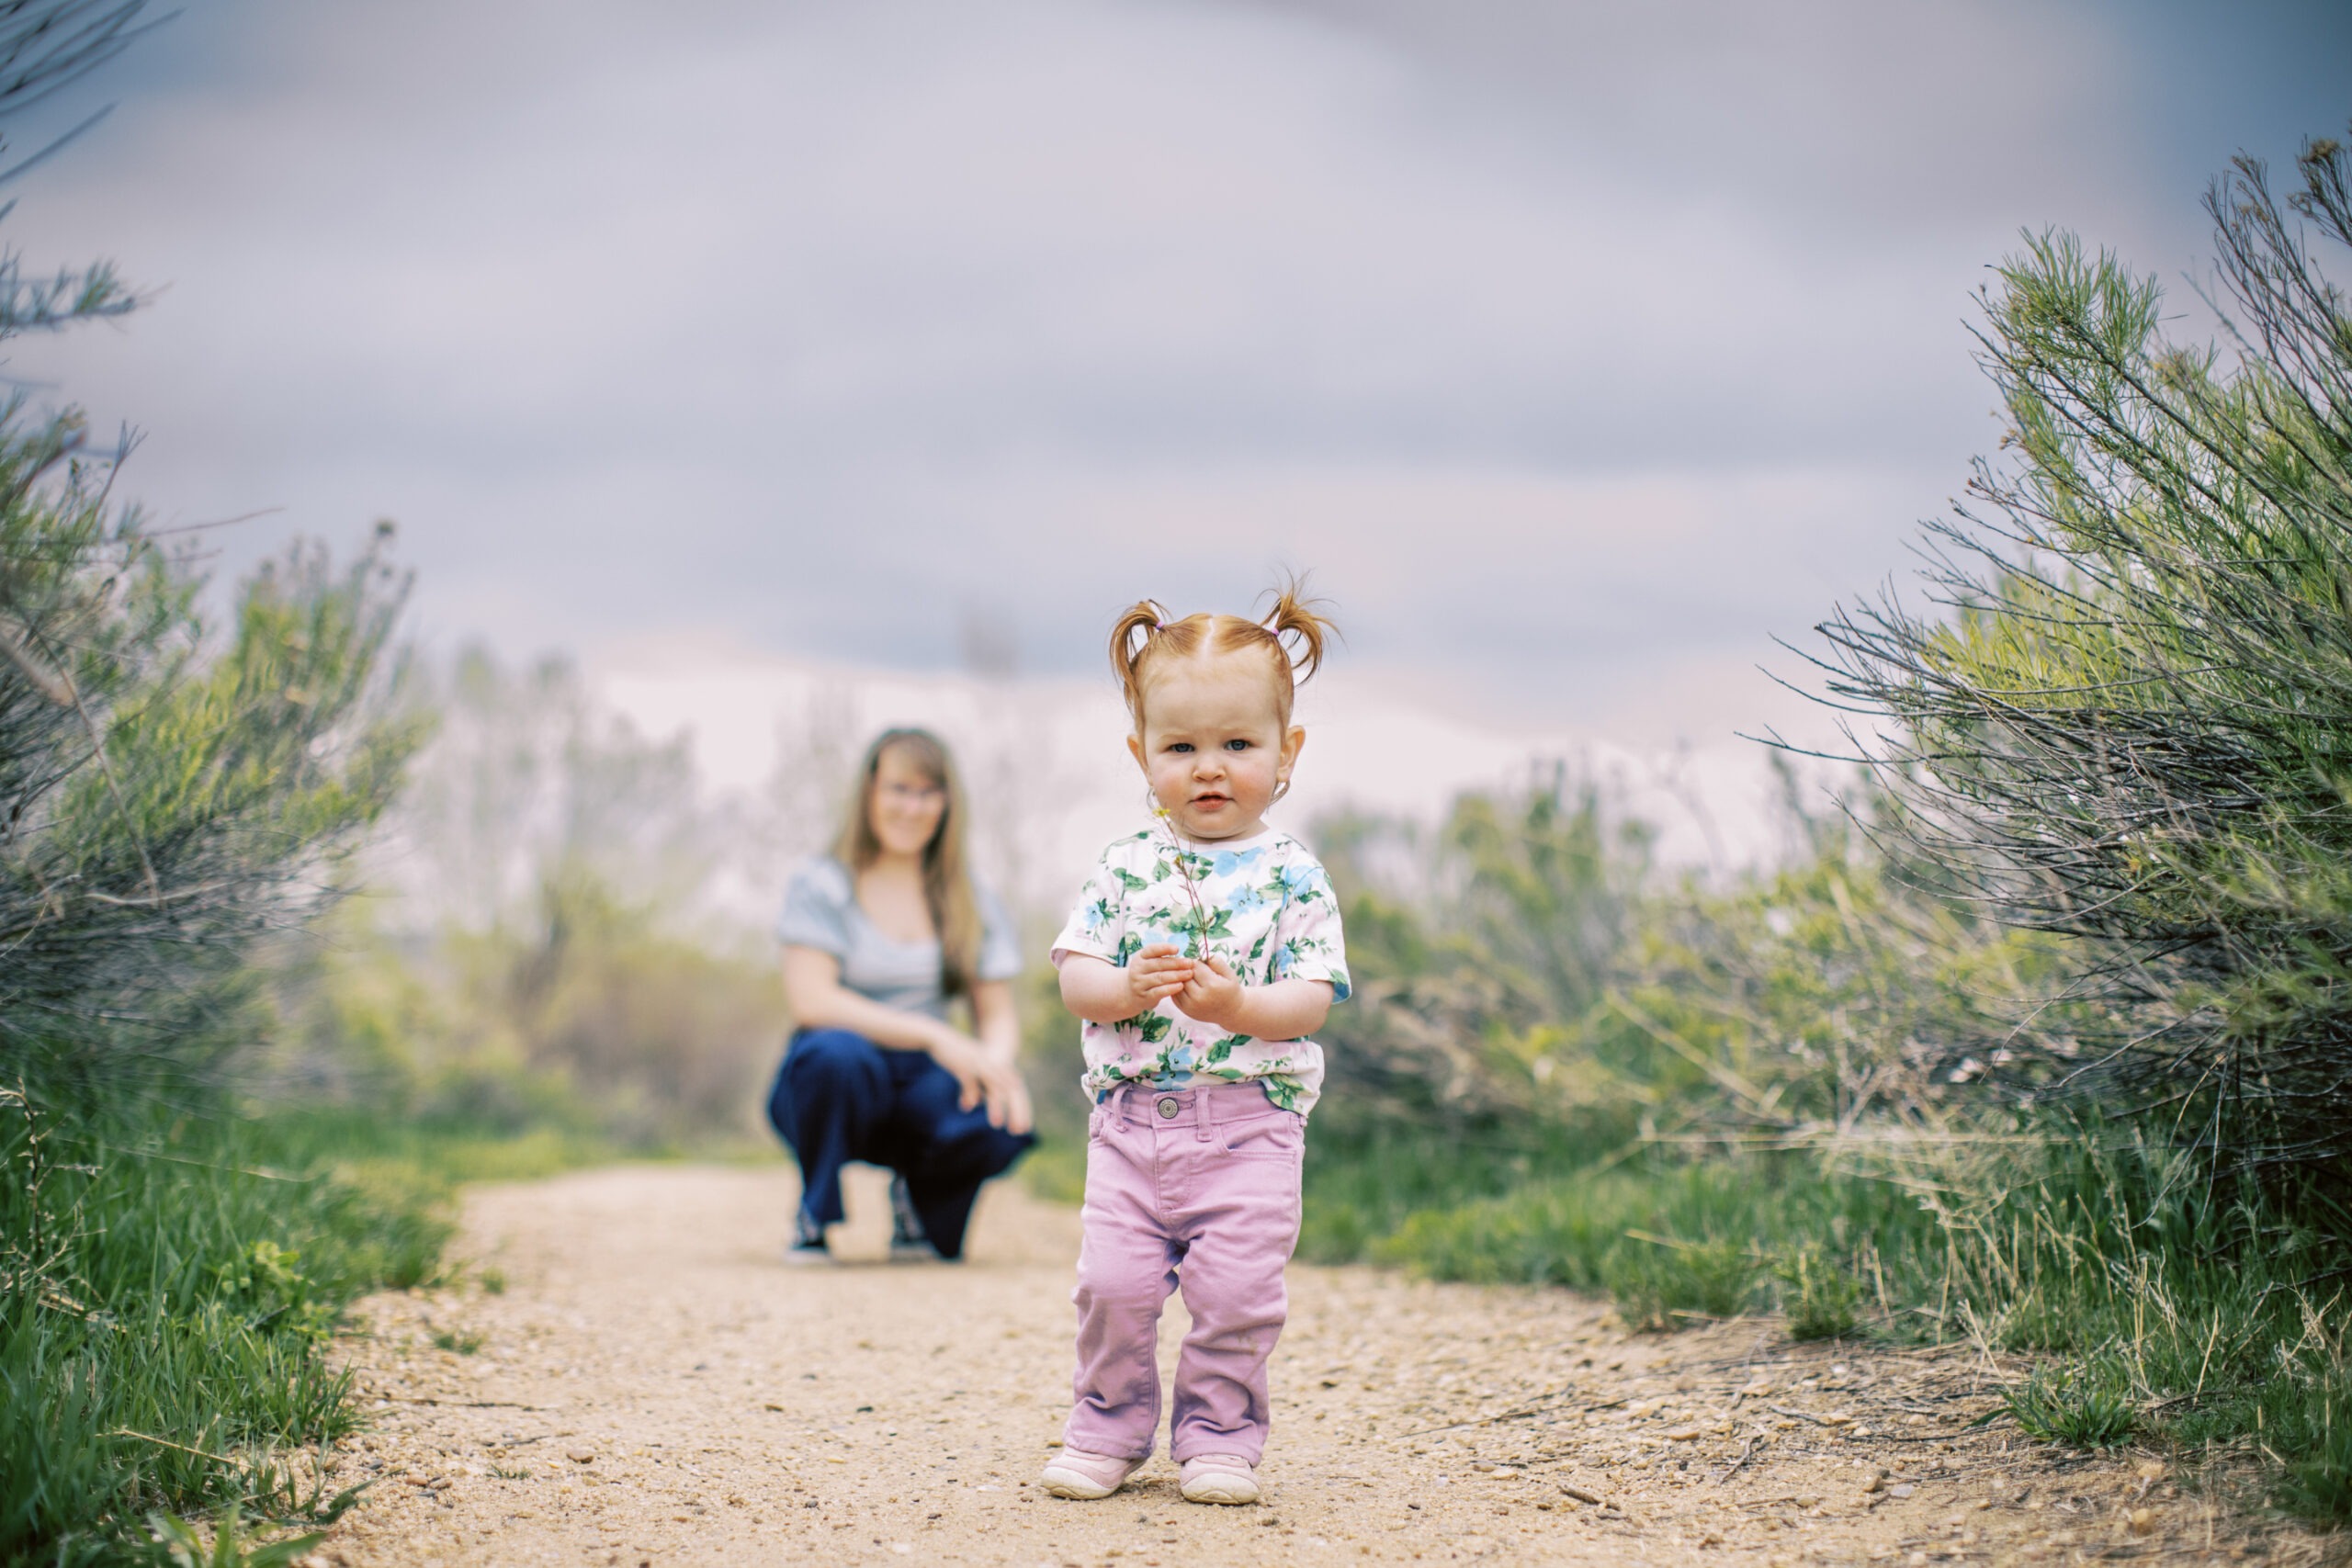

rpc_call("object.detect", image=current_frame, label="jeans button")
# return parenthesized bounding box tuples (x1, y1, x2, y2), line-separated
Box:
(1156, 1096, 1181, 1120)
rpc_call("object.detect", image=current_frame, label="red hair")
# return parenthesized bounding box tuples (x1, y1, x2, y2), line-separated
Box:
(1107, 576, 1340, 733)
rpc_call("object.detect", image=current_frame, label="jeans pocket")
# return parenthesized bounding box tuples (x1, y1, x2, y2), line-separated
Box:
(1219, 1110, 1306, 1159)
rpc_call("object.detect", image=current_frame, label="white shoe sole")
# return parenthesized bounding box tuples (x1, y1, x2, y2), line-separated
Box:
(1179, 1471, 1260, 1505)
(1038, 1464, 1127, 1500)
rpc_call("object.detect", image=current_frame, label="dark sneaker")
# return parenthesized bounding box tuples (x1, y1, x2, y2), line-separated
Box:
(887, 1176, 939, 1262)
(783, 1209, 831, 1266)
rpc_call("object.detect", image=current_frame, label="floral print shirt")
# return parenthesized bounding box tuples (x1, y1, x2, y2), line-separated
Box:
(1049, 824, 1351, 1115)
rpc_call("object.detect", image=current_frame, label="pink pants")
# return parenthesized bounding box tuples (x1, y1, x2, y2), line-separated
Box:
(1063, 1080, 1305, 1465)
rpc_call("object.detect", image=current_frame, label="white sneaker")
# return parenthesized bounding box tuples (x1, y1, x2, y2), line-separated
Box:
(1179, 1454, 1260, 1506)
(1038, 1447, 1143, 1500)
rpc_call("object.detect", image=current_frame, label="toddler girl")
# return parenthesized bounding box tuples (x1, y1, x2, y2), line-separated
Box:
(1038, 586, 1350, 1507)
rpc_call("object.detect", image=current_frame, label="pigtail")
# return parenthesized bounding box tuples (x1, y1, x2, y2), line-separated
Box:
(1110, 581, 1336, 733)
(1107, 600, 1168, 724)
(1261, 574, 1339, 686)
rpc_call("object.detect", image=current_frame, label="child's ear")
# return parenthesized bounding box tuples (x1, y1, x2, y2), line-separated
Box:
(1127, 731, 1148, 773)
(1279, 725, 1307, 775)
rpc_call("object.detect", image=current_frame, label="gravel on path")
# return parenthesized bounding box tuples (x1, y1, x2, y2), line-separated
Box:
(309, 1164, 2294, 1566)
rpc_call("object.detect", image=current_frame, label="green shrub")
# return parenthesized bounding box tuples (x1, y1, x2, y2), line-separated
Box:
(2269, 1372, 2352, 1529)
(1814, 130, 2352, 1175)
(2004, 1356, 2138, 1449)
(1607, 1235, 1760, 1331)
(1777, 1247, 1866, 1341)
(0, 1088, 455, 1567)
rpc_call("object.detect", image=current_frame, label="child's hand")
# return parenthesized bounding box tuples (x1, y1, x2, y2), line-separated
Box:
(1174, 953, 1245, 1031)
(1125, 943, 1193, 1014)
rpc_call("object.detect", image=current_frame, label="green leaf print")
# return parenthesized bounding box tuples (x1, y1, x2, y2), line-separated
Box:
(1168, 903, 1234, 956)
(1203, 1032, 1250, 1066)
(1261, 1077, 1302, 1112)
(1114, 931, 1143, 965)
(1113, 867, 1151, 893)
(1135, 1011, 1173, 1044)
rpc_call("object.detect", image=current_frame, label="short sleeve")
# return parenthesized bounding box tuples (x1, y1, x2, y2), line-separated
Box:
(976, 884, 1023, 982)
(1049, 846, 1130, 967)
(1269, 850, 1351, 1001)
(776, 858, 854, 956)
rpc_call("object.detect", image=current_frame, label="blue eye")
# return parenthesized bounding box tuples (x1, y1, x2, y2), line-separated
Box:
(1169, 741, 1193, 753)
(1226, 739, 1251, 751)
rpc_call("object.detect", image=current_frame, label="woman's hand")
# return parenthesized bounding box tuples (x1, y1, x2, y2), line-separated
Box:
(1174, 953, 1246, 1031)
(1125, 943, 1193, 1015)
(925, 1028, 1035, 1135)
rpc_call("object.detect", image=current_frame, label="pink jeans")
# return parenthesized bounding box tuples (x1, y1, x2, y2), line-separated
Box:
(1062, 1081, 1306, 1465)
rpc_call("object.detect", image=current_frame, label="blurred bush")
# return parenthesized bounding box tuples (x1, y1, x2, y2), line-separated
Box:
(266, 649, 788, 1151)
(1313, 763, 2055, 1151)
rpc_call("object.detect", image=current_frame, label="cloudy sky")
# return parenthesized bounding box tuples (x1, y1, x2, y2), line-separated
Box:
(3, 0, 2346, 750)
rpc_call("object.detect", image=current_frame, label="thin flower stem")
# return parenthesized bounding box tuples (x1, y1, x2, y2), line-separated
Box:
(1151, 807, 1217, 964)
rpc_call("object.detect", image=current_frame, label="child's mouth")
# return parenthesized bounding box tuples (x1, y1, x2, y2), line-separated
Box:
(1193, 795, 1230, 809)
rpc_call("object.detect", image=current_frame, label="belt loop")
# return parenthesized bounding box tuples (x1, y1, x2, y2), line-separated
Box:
(1195, 1082, 1216, 1143)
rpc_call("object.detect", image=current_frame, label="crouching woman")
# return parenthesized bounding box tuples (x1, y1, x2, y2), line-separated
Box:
(767, 728, 1035, 1262)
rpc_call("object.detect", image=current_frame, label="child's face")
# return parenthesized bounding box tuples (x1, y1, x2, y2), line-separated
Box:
(1126, 654, 1305, 841)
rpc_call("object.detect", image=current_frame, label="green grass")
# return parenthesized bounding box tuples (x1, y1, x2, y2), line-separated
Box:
(2004, 1356, 2138, 1448)
(0, 1089, 616, 1568)
(1299, 1118, 2352, 1529)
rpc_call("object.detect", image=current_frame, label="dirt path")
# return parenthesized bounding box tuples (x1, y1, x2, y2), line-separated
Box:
(311, 1164, 2283, 1567)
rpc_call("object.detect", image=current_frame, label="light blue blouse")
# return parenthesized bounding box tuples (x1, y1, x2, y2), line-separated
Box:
(776, 857, 1023, 1021)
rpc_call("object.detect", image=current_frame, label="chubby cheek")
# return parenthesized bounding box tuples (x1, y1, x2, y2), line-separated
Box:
(1230, 754, 1282, 801)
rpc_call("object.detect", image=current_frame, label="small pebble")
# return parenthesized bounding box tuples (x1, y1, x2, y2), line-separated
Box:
(566, 1450, 596, 1465)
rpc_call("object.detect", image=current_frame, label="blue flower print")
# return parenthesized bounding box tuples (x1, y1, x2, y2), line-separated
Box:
(1221, 881, 1270, 917)
(1212, 846, 1268, 878)
(1280, 863, 1327, 897)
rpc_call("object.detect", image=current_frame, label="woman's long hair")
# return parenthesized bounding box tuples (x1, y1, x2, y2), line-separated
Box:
(832, 728, 983, 998)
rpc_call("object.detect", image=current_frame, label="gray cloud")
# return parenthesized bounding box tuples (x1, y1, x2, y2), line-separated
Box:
(0, 0, 2341, 740)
